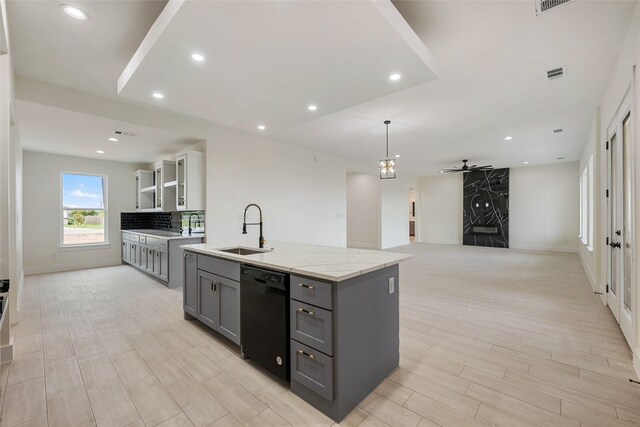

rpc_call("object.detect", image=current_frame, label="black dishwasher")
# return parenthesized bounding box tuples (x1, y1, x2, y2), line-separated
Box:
(240, 265, 290, 381)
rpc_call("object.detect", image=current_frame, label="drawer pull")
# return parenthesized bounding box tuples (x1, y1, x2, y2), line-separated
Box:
(297, 349, 315, 359)
(299, 283, 315, 290)
(297, 307, 315, 316)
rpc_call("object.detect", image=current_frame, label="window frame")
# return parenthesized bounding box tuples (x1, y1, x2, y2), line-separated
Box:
(580, 167, 588, 245)
(59, 171, 109, 249)
(587, 155, 594, 251)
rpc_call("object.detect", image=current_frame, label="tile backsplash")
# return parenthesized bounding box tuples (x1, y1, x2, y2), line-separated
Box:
(121, 211, 205, 232)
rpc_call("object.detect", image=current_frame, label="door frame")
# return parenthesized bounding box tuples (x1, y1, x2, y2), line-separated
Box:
(605, 86, 635, 347)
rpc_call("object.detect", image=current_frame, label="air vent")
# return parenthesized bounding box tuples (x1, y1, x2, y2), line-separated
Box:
(535, 0, 574, 15)
(553, 128, 564, 133)
(114, 130, 139, 137)
(546, 66, 566, 80)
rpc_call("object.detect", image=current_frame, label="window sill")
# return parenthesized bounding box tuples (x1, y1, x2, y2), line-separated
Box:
(58, 243, 111, 251)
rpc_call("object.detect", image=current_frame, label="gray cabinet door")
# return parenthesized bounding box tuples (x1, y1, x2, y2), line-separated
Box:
(147, 248, 156, 273)
(215, 275, 240, 345)
(130, 243, 138, 265)
(183, 252, 198, 317)
(122, 240, 128, 262)
(159, 250, 168, 282)
(197, 270, 218, 330)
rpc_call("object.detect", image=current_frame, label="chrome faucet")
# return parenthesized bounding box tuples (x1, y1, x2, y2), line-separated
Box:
(170, 212, 183, 234)
(188, 214, 200, 235)
(242, 204, 265, 248)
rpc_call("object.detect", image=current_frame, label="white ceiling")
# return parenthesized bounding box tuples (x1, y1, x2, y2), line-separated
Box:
(7, 0, 638, 175)
(117, 0, 438, 131)
(16, 100, 201, 163)
(7, 0, 166, 99)
(273, 0, 637, 175)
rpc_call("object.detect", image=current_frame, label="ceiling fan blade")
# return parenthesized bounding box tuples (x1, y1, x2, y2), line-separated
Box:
(472, 165, 493, 169)
(440, 169, 461, 174)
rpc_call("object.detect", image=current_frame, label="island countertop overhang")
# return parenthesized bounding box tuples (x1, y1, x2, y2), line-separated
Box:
(179, 241, 412, 281)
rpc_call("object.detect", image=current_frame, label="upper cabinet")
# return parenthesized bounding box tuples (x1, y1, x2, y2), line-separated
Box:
(135, 170, 155, 210)
(155, 160, 177, 212)
(176, 150, 204, 211)
(134, 150, 204, 212)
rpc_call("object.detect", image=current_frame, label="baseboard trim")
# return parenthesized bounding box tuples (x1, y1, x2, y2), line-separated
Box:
(24, 258, 122, 275)
(421, 239, 461, 245)
(347, 241, 379, 250)
(1, 343, 13, 364)
(509, 243, 578, 253)
(578, 251, 599, 294)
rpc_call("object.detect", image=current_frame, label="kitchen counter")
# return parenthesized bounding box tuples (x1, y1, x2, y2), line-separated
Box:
(126, 229, 206, 240)
(179, 241, 411, 281)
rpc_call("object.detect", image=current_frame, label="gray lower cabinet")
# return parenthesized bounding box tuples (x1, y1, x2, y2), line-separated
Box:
(197, 270, 218, 329)
(183, 251, 197, 317)
(122, 231, 202, 286)
(183, 251, 241, 345)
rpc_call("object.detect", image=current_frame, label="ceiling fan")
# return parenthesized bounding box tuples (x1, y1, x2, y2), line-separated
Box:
(440, 159, 493, 174)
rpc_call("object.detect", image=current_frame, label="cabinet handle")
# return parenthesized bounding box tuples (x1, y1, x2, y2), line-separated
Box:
(297, 349, 315, 359)
(298, 283, 315, 290)
(297, 307, 315, 316)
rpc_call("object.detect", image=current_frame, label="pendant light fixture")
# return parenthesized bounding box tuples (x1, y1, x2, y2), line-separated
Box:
(379, 120, 396, 179)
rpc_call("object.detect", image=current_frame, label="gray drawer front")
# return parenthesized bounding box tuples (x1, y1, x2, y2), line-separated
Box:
(129, 234, 140, 243)
(122, 232, 130, 241)
(158, 241, 168, 251)
(290, 275, 333, 310)
(291, 302, 333, 356)
(197, 255, 240, 281)
(139, 235, 147, 245)
(291, 340, 333, 401)
(145, 237, 160, 249)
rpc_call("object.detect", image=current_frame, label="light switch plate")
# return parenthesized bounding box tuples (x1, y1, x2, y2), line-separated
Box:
(388, 277, 395, 294)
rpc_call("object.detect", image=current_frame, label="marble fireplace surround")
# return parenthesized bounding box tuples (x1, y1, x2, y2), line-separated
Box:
(462, 168, 509, 248)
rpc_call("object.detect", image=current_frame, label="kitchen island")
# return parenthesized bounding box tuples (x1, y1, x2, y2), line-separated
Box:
(180, 241, 411, 422)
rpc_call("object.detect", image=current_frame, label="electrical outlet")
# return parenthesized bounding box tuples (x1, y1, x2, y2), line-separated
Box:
(388, 277, 395, 294)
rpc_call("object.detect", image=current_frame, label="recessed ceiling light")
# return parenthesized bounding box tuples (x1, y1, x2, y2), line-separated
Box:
(108, 137, 118, 142)
(152, 92, 164, 99)
(257, 125, 266, 130)
(389, 73, 401, 81)
(96, 150, 105, 154)
(61, 4, 89, 20)
(308, 105, 317, 111)
(191, 53, 205, 62)
(523, 161, 529, 165)
(395, 154, 400, 158)
(504, 136, 513, 141)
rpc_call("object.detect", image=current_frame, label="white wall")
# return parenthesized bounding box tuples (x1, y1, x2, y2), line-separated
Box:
(418, 173, 463, 244)
(418, 163, 579, 252)
(23, 151, 141, 274)
(510, 163, 579, 252)
(381, 172, 419, 249)
(205, 129, 352, 247)
(347, 173, 380, 249)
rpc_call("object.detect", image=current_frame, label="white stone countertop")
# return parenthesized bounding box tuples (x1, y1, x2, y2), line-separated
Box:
(179, 241, 412, 281)
(124, 229, 206, 240)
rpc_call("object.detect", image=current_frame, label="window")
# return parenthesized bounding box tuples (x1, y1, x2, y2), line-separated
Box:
(588, 155, 594, 250)
(580, 167, 588, 244)
(579, 155, 594, 250)
(61, 173, 107, 246)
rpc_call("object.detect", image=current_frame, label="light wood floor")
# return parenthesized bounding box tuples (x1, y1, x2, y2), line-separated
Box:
(2, 243, 639, 427)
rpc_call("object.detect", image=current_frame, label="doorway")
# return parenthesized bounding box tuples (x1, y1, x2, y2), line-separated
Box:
(606, 90, 634, 346)
(409, 189, 416, 243)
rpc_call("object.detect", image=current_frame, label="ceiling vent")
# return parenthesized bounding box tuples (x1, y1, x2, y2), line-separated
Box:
(535, 0, 574, 15)
(553, 128, 564, 133)
(546, 66, 566, 80)
(114, 130, 139, 137)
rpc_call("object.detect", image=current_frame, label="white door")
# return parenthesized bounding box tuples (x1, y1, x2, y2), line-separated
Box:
(607, 93, 634, 346)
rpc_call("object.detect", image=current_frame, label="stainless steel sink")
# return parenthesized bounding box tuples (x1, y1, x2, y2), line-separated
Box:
(219, 247, 270, 256)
